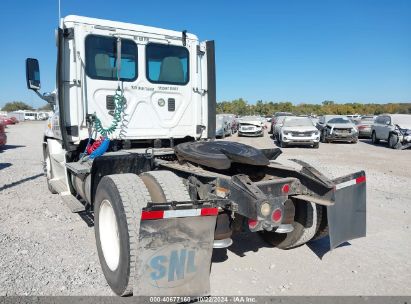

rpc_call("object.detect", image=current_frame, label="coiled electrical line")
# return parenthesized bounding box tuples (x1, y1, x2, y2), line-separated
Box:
(93, 87, 126, 137)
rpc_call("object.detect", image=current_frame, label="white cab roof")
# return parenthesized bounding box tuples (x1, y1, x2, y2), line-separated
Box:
(63, 15, 198, 41)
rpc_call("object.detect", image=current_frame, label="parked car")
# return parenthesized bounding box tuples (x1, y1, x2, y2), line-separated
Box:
(9, 116, 19, 124)
(1, 117, 14, 126)
(347, 114, 361, 121)
(215, 114, 231, 138)
(224, 114, 238, 133)
(371, 114, 411, 149)
(355, 116, 375, 138)
(317, 115, 358, 143)
(278, 116, 320, 148)
(0, 120, 7, 147)
(238, 116, 264, 137)
(269, 112, 294, 134)
(272, 115, 290, 139)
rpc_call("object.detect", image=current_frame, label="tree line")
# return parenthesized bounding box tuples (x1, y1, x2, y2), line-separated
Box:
(3, 99, 411, 116)
(1, 101, 52, 112)
(217, 99, 411, 116)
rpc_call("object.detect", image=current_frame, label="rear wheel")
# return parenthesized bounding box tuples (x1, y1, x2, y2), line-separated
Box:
(260, 201, 321, 249)
(140, 170, 190, 203)
(94, 174, 151, 296)
(311, 205, 329, 241)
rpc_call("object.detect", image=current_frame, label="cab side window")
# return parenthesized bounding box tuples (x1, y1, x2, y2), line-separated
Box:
(85, 35, 138, 81)
(146, 43, 189, 85)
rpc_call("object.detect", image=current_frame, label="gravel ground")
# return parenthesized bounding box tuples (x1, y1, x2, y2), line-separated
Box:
(0, 121, 410, 296)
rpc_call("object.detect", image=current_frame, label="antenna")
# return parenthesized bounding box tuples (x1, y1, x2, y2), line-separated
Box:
(58, 0, 61, 27)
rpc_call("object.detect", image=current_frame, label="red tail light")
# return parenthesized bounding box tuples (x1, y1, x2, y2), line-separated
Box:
(282, 184, 290, 193)
(248, 218, 258, 229)
(272, 208, 282, 222)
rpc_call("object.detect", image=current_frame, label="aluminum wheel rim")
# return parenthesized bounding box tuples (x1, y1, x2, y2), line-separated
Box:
(99, 199, 120, 271)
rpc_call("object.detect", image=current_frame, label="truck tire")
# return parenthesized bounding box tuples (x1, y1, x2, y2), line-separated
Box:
(140, 170, 190, 203)
(313, 142, 319, 149)
(94, 174, 151, 296)
(43, 145, 57, 194)
(260, 201, 321, 249)
(311, 205, 329, 241)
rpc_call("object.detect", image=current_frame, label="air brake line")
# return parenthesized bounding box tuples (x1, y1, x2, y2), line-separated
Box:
(83, 37, 127, 159)
(93, 86, 126, 137)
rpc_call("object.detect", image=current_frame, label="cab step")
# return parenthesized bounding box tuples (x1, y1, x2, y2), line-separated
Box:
(61, 194, 86, 213)
(66, 161, 91, 174)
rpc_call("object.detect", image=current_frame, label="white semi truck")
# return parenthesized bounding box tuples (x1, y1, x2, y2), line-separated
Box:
(26, 15, 367, 297)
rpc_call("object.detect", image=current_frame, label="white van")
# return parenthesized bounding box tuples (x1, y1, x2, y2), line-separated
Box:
(24, 112, 38, 120)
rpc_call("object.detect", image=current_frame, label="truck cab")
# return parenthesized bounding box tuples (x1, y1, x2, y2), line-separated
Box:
(27, 15, 216, 149)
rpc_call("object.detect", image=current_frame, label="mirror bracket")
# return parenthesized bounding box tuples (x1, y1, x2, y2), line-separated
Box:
(35, 90, 56, 105)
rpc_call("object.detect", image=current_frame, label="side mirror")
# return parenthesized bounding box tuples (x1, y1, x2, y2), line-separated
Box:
(26, 58, 41, 91)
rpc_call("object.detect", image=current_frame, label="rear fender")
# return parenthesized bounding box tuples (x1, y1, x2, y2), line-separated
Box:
(328, 171, 366, 249)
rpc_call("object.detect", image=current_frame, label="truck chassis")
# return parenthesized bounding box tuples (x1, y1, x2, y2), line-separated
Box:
(45, 139, 366, 296)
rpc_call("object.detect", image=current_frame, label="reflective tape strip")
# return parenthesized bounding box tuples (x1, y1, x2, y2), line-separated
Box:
(356, 176, 366, 184)
(201, 207, 219, 216)
(141, 210, 164, 220)
(335, 176, 366, 190)
(164, 209, 201, 218)
(141, 207, 218, 220)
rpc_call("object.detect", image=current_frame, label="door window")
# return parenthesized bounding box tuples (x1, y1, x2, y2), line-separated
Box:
(146, 43, 189, 85)
(85, 35, 138, 81)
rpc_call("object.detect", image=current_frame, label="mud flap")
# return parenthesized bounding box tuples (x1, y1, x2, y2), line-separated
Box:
(328, 171, 366, 249)
(133, 207, 217, 296)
